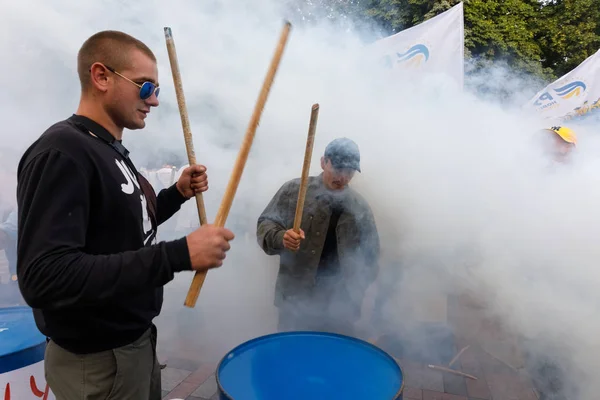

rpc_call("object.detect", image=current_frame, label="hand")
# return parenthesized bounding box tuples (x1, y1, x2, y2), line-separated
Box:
(282, 229, 305, 252)
(176, 165, 208, 198)
(186, 224, 235, 271)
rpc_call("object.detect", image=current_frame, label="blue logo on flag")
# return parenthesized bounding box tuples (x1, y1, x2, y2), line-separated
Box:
(553, 81, 587, 99)
(380, 44, 430, 69)
(533, 80, 587, 109)
(396, 44, 430, 65)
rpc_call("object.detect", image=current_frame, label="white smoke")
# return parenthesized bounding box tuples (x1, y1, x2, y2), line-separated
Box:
(1, 0, 599, 398)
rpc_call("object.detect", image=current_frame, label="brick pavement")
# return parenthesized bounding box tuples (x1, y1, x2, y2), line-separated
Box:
(160, 355, 539, 400)
(160, 352, 540, 399)
(160, 293, 540, 400)
(160, 360, 218, 400)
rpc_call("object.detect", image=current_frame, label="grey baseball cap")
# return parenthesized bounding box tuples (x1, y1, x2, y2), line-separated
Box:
(324, 138, 361, 172)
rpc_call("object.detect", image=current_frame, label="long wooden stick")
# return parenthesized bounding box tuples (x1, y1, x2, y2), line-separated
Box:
(292, 104, 319, 232)
(448, 345, 470, 368)
(184, 21, 293, 308)
(366, 339, 477, 381)
(427, 364, 478, 380)
(164, 27, 208, 226)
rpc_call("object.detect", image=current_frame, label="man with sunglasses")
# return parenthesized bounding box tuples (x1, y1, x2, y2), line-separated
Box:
(257, 138, 380, 336)
(16, 30, 234, 400)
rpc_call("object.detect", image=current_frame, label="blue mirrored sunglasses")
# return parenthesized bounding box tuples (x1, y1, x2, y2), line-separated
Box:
(104, 65, 160, 100)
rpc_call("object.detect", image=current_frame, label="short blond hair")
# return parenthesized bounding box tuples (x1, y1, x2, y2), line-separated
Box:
(77, 30, 156, 91)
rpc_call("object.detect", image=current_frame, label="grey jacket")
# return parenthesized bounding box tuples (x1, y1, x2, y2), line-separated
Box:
(257, 174, 380, 309)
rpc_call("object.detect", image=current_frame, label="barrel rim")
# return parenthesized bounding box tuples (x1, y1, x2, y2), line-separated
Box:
(0, 341, 46, 374)
(215, 330, 404, 400)
(0, 305, 47, 373)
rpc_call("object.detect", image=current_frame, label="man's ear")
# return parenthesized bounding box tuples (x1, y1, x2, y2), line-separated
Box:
(89, 63, 111, 93)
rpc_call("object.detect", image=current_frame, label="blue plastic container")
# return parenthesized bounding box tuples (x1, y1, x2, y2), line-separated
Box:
(216, 331, 404, 400)
(0, 306, 46, 374)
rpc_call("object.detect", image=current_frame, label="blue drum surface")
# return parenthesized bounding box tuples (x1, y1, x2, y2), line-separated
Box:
(217, 331, 404, 400)
(0, 306, 46, 373)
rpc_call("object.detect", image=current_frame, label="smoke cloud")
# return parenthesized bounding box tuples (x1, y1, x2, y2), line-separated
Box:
(1, 0, 599, 398)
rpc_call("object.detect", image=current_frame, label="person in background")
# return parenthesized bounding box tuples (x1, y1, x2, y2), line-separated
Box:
(257, 138, 380, 336)
(0, 207, 23, 305)
(523, 125, 577, 400)
(16, 30, 234, 400)
(0, 207, 17, 279)
(156, 163, 178, 190)
(541, 125, 577, 164)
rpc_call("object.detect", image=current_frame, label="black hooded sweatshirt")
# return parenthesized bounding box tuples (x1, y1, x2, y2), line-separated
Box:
(16, 114, 192, 354)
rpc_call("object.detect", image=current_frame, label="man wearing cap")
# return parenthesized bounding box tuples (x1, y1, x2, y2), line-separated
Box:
(523, 125, 577, 400)
(541, 126, 577, 164)
(257, 138, 380, 335)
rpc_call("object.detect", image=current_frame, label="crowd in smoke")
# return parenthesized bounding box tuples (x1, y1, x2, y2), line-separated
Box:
(1, 0, 599, 398)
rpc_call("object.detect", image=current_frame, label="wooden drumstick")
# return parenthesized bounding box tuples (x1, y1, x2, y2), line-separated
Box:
(448, 345, 470, 368)
(164, 27, 208, 226)
(427, 364, 478, 380)
(292, 104, 319, 233)
(184, 21, 293, 308)
(366, 339, 478, 380)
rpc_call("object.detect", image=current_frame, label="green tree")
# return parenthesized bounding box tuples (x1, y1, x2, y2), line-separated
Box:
(535, 0, 600, 77)
(362, 0, 425, 33)
(287, 0, 364, 27)
(361, 0, 553, 77)
(290, 0, 600, 80)
(463, 0, 554, 78)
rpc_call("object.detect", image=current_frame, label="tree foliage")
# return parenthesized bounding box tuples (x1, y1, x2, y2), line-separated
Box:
(535, 0, 600, 77)
(290, 0, 600, 81)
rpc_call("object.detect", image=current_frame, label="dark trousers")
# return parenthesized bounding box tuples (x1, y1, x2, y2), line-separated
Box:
(529, 356, 569, 400)
(45, 326, 161, 400)
(277, 302, 356, 336)
(277, 278, 360, 337)
(522, 337, 572, 400)
(371, 261, 404, 327)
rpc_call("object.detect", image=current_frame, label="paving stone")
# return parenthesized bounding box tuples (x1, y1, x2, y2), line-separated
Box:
(443, 372, 468, 396)
(486, 372, 536, 400)
(165, 357, 203, 372)
(400, 360, 444, 392)
(465, 375, 491, 399)
(161, 367, 193, 392)
(460, 348, 483, 376)
(405, 386, 423, 399)
(191, 374, 217, 399)
(185, 365, 216, 385)
(165, 381, 198, 399)
(422, 389, 468, 400)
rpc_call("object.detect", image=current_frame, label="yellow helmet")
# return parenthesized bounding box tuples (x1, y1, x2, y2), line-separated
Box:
(546, 126, 577, 145)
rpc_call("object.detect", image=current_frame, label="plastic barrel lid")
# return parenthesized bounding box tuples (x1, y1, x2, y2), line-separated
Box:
(217, 331, 403, 400)
(0, 306, 46, 373)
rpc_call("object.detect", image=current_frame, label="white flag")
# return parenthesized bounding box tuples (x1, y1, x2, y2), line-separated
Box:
(525, 48, 600, 123)
(367, 2, 465, 88)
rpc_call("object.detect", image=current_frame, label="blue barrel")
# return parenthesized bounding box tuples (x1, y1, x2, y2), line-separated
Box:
(216, 331, 404, 400)
(0, 306, 47, 374)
